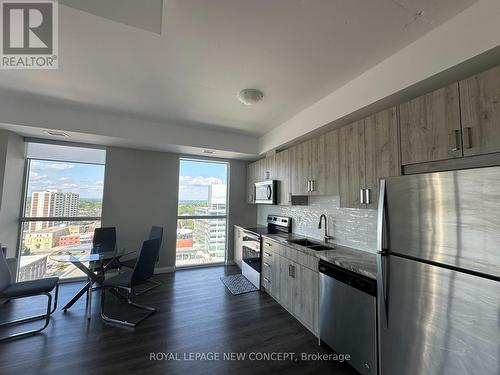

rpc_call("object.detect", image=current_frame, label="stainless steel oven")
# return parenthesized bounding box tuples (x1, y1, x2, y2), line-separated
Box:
(254, 180, 277, 204)
(241, 230, 261, 288)
(240, 215, 292, 289)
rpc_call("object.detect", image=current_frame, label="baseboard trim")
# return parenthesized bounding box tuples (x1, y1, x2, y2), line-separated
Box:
(154, 266, 175, 274)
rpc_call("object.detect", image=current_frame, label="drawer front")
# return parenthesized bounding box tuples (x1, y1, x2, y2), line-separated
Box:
(281, 245, 319, 271)
(261, 273, 272, 290)
(262, 238, 280, 254)
(296, 250, 319, 271)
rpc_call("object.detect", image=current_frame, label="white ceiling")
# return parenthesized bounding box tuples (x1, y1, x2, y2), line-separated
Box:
(0, 0, 477, 139)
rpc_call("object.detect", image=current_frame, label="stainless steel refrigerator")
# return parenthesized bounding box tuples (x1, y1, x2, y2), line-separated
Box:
(377, 167, 500, 375)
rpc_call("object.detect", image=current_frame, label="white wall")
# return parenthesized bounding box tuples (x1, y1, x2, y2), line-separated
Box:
(0, 90, 260, 159)
(0, 131, 25, 257)
(226, 159, 257, 262)
(101, 147, 180, 270)
(101, 146, 256, 271)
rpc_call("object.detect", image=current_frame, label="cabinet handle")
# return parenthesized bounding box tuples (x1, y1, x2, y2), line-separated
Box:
(264, 252, 272, 257)
(289, 264, 296, 278)
(263, 262, 271, 268)
(310, 180, 316, 192)
(365, 188, 371, 205)
(464, 127, 472, 149)
(263, 277, 270, 283)
(452, 129, 461, 151)
(265, 242, 272, 247)
(288, 193, 292, 203)
(307, 180, 311, 192)
(360, 188, 365, 204)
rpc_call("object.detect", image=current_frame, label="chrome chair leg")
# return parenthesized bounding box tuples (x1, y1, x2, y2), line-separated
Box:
(0, 286, 58, 342)
(100, 287, 156, 328)
(133, 278, 162, 296)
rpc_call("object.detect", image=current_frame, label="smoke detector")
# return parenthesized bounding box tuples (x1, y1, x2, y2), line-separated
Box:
(238, 89, 264, 105)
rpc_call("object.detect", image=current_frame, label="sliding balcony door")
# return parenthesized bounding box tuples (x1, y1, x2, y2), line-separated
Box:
(176, 159, 228, 267)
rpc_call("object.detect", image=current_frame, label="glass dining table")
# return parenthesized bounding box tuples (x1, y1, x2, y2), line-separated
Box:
(50, 250, 134, 319)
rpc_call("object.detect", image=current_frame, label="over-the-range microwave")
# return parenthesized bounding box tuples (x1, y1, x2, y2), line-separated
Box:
(254, 180, 278, 204)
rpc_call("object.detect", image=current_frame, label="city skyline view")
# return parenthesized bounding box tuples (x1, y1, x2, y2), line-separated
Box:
(176, 160, 228, 267)
(27, 160, 105, 199)
(178, 160, 227, 201)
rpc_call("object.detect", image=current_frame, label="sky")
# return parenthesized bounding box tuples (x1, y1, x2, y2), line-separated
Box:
(27, 159, 228, 201)
(178, 160, 228, 201)
(27, 160, 105, 199)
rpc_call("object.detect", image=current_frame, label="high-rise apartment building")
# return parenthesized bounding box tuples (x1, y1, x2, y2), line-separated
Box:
(29, 190, 80, 231)
(193, 184, 227, 259)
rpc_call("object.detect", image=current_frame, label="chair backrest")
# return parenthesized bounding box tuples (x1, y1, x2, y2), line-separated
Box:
(148, 226, 163, 244)
(0, 248, 12, 293)
(148, 226, 163, 261)
(131, 238, 161, 286)
(92, 227, 116, 254)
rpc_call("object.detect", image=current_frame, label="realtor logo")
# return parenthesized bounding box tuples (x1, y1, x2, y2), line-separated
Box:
(1, 0, 58, 69)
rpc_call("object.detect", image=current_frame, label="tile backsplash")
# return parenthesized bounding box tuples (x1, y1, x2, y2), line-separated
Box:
(257, 196, 378, 253)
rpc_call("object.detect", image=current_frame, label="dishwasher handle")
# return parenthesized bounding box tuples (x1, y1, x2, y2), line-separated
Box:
(319, 260, 376, 297)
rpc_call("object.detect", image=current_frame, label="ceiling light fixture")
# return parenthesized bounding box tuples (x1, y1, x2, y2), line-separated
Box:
(203, 150, 215, 154)
(238, 88, 264, 105)
(44, 130, 70, 138)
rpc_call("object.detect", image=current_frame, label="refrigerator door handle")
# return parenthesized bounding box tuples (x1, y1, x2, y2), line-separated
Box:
(377, 251, 390, 328)
(377, 179, 389, 328)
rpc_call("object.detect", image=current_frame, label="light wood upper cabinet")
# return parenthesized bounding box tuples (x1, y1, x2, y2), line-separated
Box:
(289, 130, 340, 196)
(460, 65, 500, 157)
(339, 120, 365, 208)
(274, 149, 291, 205)
(399, 83, 462, 165)
(311, 130, 340, 196)
(289, 140, 311, 195)
(246, 162, 256, 204)
(247, 156, 275, 204)
(339, 108, 400, 209)
(364, 107, 401, 209)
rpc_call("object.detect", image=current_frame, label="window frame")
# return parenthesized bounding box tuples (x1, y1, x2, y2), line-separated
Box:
(17, 156, 105, 283)
(176, 157, 230, 268)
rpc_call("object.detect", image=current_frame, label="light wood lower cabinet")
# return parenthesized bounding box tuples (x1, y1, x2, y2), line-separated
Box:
(261, 239, 319, 336)
(234, 227, 243, 269)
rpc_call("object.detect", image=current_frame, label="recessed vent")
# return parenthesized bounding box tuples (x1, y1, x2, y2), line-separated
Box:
(44, 130, 70, 138)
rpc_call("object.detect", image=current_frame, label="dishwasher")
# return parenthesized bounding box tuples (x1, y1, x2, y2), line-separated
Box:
(319, 259, 377, 374)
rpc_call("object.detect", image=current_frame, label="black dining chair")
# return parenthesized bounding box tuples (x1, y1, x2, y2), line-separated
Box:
(100, 238, 161, 327)
(0, 250, 59, 341)
(110, 226, 163, 295)
(91, 227, 117, 254)
(90, 227, 117, 272)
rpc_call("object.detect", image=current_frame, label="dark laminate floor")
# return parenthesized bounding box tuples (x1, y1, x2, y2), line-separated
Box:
(0, 265, 357, 375)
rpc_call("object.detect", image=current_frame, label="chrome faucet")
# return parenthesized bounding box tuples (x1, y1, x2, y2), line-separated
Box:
(318, 214, 334, 243)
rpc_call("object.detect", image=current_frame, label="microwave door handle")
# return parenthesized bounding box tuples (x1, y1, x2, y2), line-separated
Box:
(266, 185, 272, 200)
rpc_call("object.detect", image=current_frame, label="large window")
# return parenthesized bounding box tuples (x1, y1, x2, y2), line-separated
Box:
(176, 159, 228, 267)
(18, 142, 105, 281)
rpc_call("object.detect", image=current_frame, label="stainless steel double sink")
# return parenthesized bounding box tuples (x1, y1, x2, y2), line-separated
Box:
(287, 238, 334, 251)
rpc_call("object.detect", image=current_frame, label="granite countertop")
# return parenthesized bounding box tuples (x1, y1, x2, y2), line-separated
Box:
(234, 224, 267, 230)
(261, 233, 377, 280)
